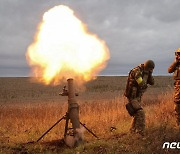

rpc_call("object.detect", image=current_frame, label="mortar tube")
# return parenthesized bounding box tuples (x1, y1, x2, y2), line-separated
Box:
(67, 78, 82, 145)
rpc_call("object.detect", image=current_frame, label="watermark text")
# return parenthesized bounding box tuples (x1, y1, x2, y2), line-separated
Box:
(163, 142, 180, 149)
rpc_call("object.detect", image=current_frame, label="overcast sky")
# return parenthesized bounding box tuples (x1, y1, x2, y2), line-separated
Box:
(0, 0, 180, 77)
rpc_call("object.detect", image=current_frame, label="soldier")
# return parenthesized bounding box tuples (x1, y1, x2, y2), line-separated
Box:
(124, 60, 155, 136)
(168, 48, 180, 127)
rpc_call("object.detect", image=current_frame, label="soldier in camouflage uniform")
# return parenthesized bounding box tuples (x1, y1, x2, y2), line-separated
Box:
(124, 60, 155, 136)
(168, 48, 180, 126)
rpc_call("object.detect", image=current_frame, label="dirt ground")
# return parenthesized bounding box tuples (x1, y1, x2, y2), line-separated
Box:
(0, 76, 178, 154)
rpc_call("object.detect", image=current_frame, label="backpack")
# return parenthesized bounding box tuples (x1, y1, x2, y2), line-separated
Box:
(124, 69, 133, 98)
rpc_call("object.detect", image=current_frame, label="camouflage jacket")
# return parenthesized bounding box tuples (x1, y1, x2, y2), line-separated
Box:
(124, 64, 154, 98)
(168, 61, 180, 80)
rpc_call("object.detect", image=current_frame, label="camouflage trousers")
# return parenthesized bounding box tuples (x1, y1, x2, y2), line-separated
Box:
(128, 97, 145, 135)
(174, 80, 180, 125)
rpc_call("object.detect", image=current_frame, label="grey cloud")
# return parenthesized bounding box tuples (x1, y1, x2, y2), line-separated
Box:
(0, 53, 27, 69)
(0, 67, 29, 77)
(0, 0, 180, 76)
(142, 0, 180, 23)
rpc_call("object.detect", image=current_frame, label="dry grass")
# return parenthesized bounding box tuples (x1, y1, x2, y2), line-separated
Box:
(0, 76, 179, 153)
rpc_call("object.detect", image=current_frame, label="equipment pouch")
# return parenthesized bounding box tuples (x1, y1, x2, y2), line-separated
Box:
(125, 103, 135, 116)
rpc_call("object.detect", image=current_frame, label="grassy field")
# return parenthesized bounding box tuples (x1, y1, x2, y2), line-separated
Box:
(0, 76, 180, 154)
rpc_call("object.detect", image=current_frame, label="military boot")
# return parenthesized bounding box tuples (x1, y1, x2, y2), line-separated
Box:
(134, 110, 145, 136)
(130, 119, 136, 133)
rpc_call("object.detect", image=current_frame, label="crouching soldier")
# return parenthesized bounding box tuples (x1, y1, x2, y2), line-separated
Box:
(168, 48, 180, 127)
(124, 60, 155, 136)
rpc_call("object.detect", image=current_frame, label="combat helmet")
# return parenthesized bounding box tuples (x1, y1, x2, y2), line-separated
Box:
(144, 60, 155, 70)
(175, 48, 180, 55)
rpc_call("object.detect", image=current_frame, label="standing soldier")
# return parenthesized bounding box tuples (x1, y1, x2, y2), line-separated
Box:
(168, 48, 180, 127)
(124, 60, 155, 136)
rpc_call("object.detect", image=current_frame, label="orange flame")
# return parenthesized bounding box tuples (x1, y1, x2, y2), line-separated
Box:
(26, 5, 110, 85)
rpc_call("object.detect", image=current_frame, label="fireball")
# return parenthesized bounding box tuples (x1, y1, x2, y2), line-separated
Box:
(26, 5, 110, 85)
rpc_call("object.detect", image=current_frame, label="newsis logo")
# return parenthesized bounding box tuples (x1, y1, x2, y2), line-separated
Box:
(163, 142, 180, 149)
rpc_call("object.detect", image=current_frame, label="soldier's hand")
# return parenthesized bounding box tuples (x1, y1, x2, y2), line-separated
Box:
(175, 56, 179, 63)
(149, 69, 153, 74)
